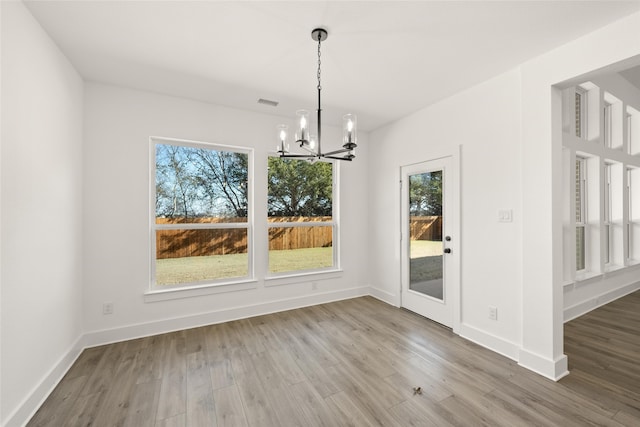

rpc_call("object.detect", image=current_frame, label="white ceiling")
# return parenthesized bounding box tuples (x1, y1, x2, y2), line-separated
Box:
(24, 1, 640, 131)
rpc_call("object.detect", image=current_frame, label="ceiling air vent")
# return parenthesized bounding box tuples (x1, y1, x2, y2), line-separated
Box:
(258, 98, 279, 107)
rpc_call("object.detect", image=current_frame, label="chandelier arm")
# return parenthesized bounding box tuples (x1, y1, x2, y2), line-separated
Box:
(322, 147, 353, 156)
(323, 155, 353, 161)
(280, 154, 318, 159)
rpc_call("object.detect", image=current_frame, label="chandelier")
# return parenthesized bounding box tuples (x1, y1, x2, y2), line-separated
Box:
(277, 28, 357, 161)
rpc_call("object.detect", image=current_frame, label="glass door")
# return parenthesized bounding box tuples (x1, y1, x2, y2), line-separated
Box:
(401, 157, 455, 327)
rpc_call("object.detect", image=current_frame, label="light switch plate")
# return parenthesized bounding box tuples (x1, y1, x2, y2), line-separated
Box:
(498, 209, 513, 222)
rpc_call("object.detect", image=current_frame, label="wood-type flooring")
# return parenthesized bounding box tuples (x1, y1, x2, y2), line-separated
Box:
(27, 292, 640, 426)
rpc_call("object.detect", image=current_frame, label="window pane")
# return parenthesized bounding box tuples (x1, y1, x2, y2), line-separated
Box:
(575, 92, 583, 138)
(155, 228, 248, 285)
(575, 159, 583, 223)
(604, 164, 611, 223)
(268, 226, 332, 273)
(604, 103, 612, 147)
(576, 226, 586, 271)
(155, 143, 248, 223)
(605, 224, 610, 265)
(267, 158, 332, 218)
(408, 170, 444, 300)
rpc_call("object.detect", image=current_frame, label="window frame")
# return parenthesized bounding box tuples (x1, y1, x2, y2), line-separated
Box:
(266, 156, 340, 279)
(149, 136, 254, 294)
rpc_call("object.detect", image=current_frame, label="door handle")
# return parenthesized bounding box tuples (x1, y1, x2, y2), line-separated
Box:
(444, 248, 452, 254)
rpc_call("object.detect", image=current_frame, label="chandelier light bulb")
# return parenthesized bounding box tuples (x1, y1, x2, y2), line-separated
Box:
(296, 110, 310, 144)
(276, 124, 289, 154)
(342, 114, 357, 149)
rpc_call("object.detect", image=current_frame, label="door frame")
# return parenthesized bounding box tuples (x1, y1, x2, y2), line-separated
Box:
(399, 146, 461, 334)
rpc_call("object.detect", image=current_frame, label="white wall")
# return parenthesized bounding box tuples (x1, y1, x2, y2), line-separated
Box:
(1, 2, 84, 425)
(519, 10, 640, 379)
(82, 83, 370, 344)
(369, 68, 523, 358)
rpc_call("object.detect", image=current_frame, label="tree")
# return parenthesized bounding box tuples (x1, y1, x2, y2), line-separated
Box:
(409, 171, 442, 216)
(268, 158, 332, 217)
(193, 150, 248, 218)
(155, 144, 248, 219)
(155, 144, 200, 218)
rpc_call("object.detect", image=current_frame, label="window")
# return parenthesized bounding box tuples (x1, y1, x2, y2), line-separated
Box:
(628, 167, 638, 262)
(604, 164, 612, 264)
(575, 88, 587, 139)
(603, 101, 613, 148)
(576, 158, 587, 271)
(267, 157, 336, 275)
(626, 111, 632, 153)
(628, 107, 640, 155)
(151, 138, 252, 288)
(627, 168, 632, 261)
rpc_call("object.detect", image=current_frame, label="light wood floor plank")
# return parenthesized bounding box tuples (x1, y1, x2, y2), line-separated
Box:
(156, 332, 187, 421)
(186, 350, 217, 427)
(124, 380, 162, 427)
(27, 375, 88, 427)
(324, 391, 376, 427)
(213, 385, 248, 427)
(155, 413, 185, 427)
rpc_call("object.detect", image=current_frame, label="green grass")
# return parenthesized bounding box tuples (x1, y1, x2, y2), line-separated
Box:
(268, 247, 333, 273)
(156, 247, 333, 285)
(410, 240, 443, 258)
(156, 242, 438, 286)
(156, 253, 249, 285)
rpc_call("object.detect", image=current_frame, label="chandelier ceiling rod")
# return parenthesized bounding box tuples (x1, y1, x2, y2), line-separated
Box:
(277, 28, 357, 162)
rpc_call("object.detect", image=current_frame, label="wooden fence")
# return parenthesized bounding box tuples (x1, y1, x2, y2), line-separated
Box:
(155, 217, 332, 259)
(156, 215, 441, 259)
(410, 216, 442, 241)
(268, 217, 333, 251)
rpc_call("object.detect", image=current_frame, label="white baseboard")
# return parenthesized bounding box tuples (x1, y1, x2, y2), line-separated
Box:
(518, 348, 569, 381)
(564, 280, 640, 322)
(458, 323, 520, 361)
(4, 335, 85, 427)
(368, 286, 399, 306)
(84, 285, 370, 348)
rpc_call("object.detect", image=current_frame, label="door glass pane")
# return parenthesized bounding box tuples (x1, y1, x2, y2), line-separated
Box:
(409, 170, 444, 300)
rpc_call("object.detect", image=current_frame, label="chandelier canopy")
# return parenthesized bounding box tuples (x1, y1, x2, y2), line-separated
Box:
(277, 28, 357, 161)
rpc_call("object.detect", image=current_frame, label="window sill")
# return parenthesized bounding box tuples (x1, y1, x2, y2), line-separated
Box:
(144, 279, 258, 303)
(603, 264, 625, 274)
(264, 269, 343, 287)
(574, 270, 601, 284)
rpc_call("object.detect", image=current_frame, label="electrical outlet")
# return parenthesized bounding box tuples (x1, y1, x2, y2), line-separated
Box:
(489, 306, 498, 321)
(103, 302, 114, 315)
